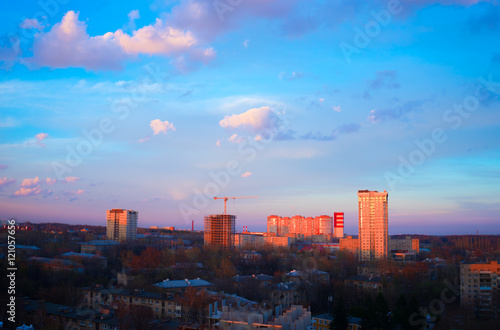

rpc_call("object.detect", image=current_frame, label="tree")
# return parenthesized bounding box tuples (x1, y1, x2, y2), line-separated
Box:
(130, 304, 154, 330)
(331, 294, 349, 330)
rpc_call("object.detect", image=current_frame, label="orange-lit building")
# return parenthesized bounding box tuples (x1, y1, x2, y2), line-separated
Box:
(460, 260, 500, 314)
(106, 209, 138, 241)
(339, 236, 359, 255)
(358, 190, 388, 261)
(204, 214, 235, 248)
(333, 212, 344, 238)
(266, 215, 332, 237)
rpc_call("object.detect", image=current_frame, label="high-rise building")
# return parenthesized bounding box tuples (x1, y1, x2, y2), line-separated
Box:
(460, 260, 500, 316)
(106, 209, 138, 241)
(358, 190, 388, 261)
(204, 214, 236, 248)
(334, 212, 344, 238)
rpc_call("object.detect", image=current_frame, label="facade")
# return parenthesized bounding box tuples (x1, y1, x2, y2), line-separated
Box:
(460, 260, 500, 315)
(154, 278, 215, 293)
(106, 209, 138, 241)
(266, 215, 332, 238)
(345, 275, 386, 292)
(358, 190, 388, 261)
(389, 236, 420, 253)
(80, 239, 120, 254)
(339, 236, 359, 255)
(333, 212, 344, 238)
(204, 214, 236, 248)
(312, 314, 362, 330)
(234, 233, 292, 248)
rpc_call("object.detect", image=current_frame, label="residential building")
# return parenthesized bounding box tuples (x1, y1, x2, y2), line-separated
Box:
(154, 278, 215, 293)
(339, 236, 359, 255)
(204, 214, 236, 248)
(333, 212, 344, 238)
(389, 236, 420, 253)
(266, 215, 333, 238)
(358, 190, 388, 261)
(460, 260, 500, 315)
(80, 239, 120, 254)
(312, 314, 362, 330)
(345, 275, 386, 292)
(26, 257, 84, 273)
(285, 269, 330, 284)
(106, 209, 138, 241)
(270, 282, 307, 309)
(61, 251, 107, 268)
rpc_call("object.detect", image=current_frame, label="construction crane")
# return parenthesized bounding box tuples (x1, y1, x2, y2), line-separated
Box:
(213, 196, 258, 215)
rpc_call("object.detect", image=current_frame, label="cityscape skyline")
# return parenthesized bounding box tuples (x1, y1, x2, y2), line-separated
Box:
(0, 1, 499, 235)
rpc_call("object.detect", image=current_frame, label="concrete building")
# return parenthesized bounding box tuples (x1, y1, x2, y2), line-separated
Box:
(234, 233, 292, 249)
(154, 278, 215, 293)
(358, 190, 388, 261)
(333, 212, 344, 238)
(80, 239, 119, 254)
(312, 314, 362, 330)
(204, 214, 236, 248)
(266, 215, 332, 238)
(339, 236, 359, 255)
(460, 260, 500, 315)
(106, 209, 138, 241)
(389, 236, 420, 253)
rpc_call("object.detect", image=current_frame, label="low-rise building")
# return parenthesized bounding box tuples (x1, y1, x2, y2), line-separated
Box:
(312, 314, 362, 330)
(154, 278, 215, 293)
(270, 282, 307, 309)
(284, 269, 330, 284)
(26, 257, 84, 273)
(345, 275, 386, 292)
(80, 240, 120, 254)
(339, 236, 359, 255)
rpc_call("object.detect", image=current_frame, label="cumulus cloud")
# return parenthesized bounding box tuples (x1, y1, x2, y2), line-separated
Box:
(29, 11, 215, 71)
(0, 177, 16, 190)
(219, 106, 282, 133)
(35, 132, 48, 146)
(127, 10, 140, 31)
(363, 70, 400, 99)
(21, 177, 40, 187)
(241, 171, 252, 178)
(14, 186, 42, 196)
(150, 119, 176, 135)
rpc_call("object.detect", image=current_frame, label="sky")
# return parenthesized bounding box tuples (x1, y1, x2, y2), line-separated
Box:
(0, 0, 499, 235)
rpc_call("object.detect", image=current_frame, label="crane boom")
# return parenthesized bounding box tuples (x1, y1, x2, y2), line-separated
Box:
(213, 196, 258, 215)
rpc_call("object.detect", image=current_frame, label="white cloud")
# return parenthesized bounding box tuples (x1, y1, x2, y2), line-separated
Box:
(219, 106, 281, 133)
(150, 119, 176, 135)
(65, 177, 80, 183)
(243, 39, 249, 48)
(35, 132, 48, 146)
(227, 133, 245, 144)
(332, 105, 342, 112)
(14, 186, 42, 196)
(241, 171, 252, 178)
(20, 18, 44, 31)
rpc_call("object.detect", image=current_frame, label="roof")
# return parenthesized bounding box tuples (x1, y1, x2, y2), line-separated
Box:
(313, 313, 333, 321)
(233, 274, 274, 282)
(154, 278, 214, 289)
(286, 269, 329, 277)
(272, 282, 303, 291)
(62, 252, 106, 259)
(81, 240, 120, 246)
(82, 287, 175, 300)
(26, 257, 83, 268)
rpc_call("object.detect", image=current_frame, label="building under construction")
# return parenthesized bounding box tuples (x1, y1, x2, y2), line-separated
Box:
(204, 214, 236, 248)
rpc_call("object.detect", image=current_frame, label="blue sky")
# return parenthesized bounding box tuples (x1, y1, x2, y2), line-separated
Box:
(0, 0, 499, 234)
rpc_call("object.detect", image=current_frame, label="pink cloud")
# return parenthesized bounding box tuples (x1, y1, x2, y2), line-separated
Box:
(219, 106, 281, 133)
(227, 133, 244, 144)
(241, 171, 252, 178)
(138, 136, 151, 143)
(14, 186, 42, 196)
(0, 164, 8, 169)
(46, 177, 57, 185)
(29, 11, 215, 71)
(35, 132, 48, 146)
(0, 177, 16, 189)
(21, 177, 40, 187)
(150, 119, 175, 135)
(65, 177, 80, 183)
(216, 140, 221, 147)
(20, 18, 44, 31)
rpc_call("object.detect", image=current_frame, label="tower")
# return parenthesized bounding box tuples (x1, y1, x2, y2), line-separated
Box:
(106, 209, 138, 241)
(358, 190, 388, 261)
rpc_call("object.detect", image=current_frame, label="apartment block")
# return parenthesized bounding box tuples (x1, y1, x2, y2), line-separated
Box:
(358, 190, 388, 261)
(460, 260, 500, 315)
(106, 209, 138, 241)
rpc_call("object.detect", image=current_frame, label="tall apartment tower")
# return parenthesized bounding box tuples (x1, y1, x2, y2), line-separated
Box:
(358, 190, 388, 261)
(106, 209, 138, 241)
(204, 214, 236, 248)
(334, 212, 344, 238)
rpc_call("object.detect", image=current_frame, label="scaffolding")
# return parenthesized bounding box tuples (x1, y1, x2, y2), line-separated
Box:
(204, 214, 236, 248)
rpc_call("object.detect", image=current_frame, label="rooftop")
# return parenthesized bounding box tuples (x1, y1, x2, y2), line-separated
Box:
(154, 278, 214, 289)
